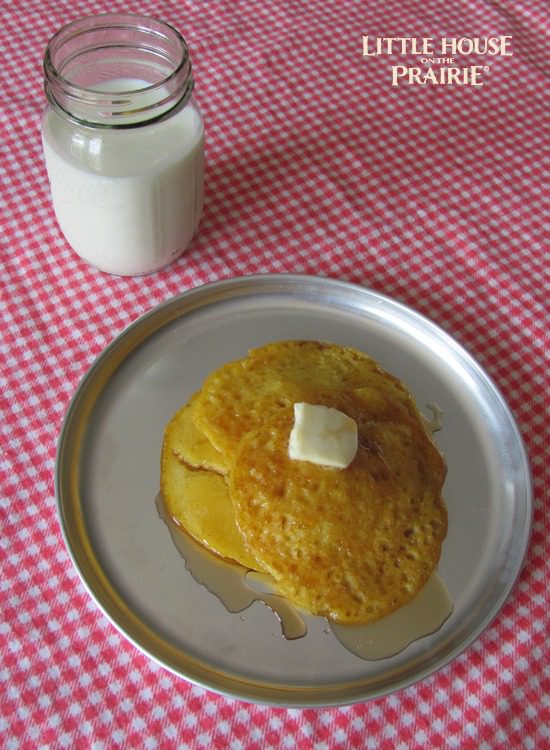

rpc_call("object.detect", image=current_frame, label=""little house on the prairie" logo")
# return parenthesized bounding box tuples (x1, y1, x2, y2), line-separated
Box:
(362, 36, 513, 85)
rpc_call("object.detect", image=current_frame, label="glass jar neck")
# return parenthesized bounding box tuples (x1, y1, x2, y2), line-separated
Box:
(43, 12, 194, 129)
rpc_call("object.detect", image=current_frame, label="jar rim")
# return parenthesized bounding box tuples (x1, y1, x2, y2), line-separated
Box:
(43, 12, 194, 128)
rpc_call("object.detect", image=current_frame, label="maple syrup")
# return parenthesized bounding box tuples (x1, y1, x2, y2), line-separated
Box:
(156, 494, 453, 659)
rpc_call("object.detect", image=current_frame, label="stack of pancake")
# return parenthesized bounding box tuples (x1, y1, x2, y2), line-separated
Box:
(161, 340, 447, 625)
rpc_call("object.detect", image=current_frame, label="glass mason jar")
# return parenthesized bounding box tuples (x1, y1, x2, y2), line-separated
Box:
(42, 12, 204, 276)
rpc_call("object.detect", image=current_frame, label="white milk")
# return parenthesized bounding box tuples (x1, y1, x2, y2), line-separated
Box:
(42, 79, 204, 276)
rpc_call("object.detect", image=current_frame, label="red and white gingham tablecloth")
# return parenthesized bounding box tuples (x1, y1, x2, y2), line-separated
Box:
(1, 0, 548, 747)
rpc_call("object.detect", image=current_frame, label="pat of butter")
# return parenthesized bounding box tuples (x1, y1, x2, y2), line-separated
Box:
(288, 403, 358, 468)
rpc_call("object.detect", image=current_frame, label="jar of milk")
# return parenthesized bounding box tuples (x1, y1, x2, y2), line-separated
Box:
(42, 13, 204, 276)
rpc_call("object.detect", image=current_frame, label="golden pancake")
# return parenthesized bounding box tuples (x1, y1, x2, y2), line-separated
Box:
(161, 412, 260, 570)
(161, 339, 448, 625)
(191, 340, 409, 463)
(229, 394, 447, 625)
(167, 397, 228, 474)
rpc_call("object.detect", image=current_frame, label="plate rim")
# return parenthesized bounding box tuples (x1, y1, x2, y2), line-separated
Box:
(55, 272, 533, 707)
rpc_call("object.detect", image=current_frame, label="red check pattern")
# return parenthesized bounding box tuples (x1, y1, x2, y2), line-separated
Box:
(1, 0, 548, 747)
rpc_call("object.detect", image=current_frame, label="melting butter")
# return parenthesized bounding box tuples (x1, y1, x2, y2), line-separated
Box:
(288, 402, 358, 468)
(156, 494, 452, 658)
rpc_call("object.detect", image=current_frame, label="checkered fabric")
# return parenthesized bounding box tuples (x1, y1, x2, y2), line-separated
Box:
(1, 0, 548, 747)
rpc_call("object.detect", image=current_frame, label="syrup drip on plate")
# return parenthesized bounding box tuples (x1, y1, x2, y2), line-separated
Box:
(329, 572, 452, 660)
(423, 402, 444, 435)
(156, 494, 453, 659)
(156, 494, 306, 639)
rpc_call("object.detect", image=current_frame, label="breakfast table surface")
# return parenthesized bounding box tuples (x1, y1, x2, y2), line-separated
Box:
(2, 0, 548, 747)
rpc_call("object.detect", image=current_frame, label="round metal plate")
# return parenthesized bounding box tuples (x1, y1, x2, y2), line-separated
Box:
(55, 273, 532, 706)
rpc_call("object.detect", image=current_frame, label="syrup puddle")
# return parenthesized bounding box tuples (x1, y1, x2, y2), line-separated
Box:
(156, 494, 453, 659)
(156, 494, 306, 639)
(329, 573, 452, 660)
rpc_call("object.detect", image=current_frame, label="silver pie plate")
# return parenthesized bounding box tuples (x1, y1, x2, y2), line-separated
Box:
(55, 273, 532, 707)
